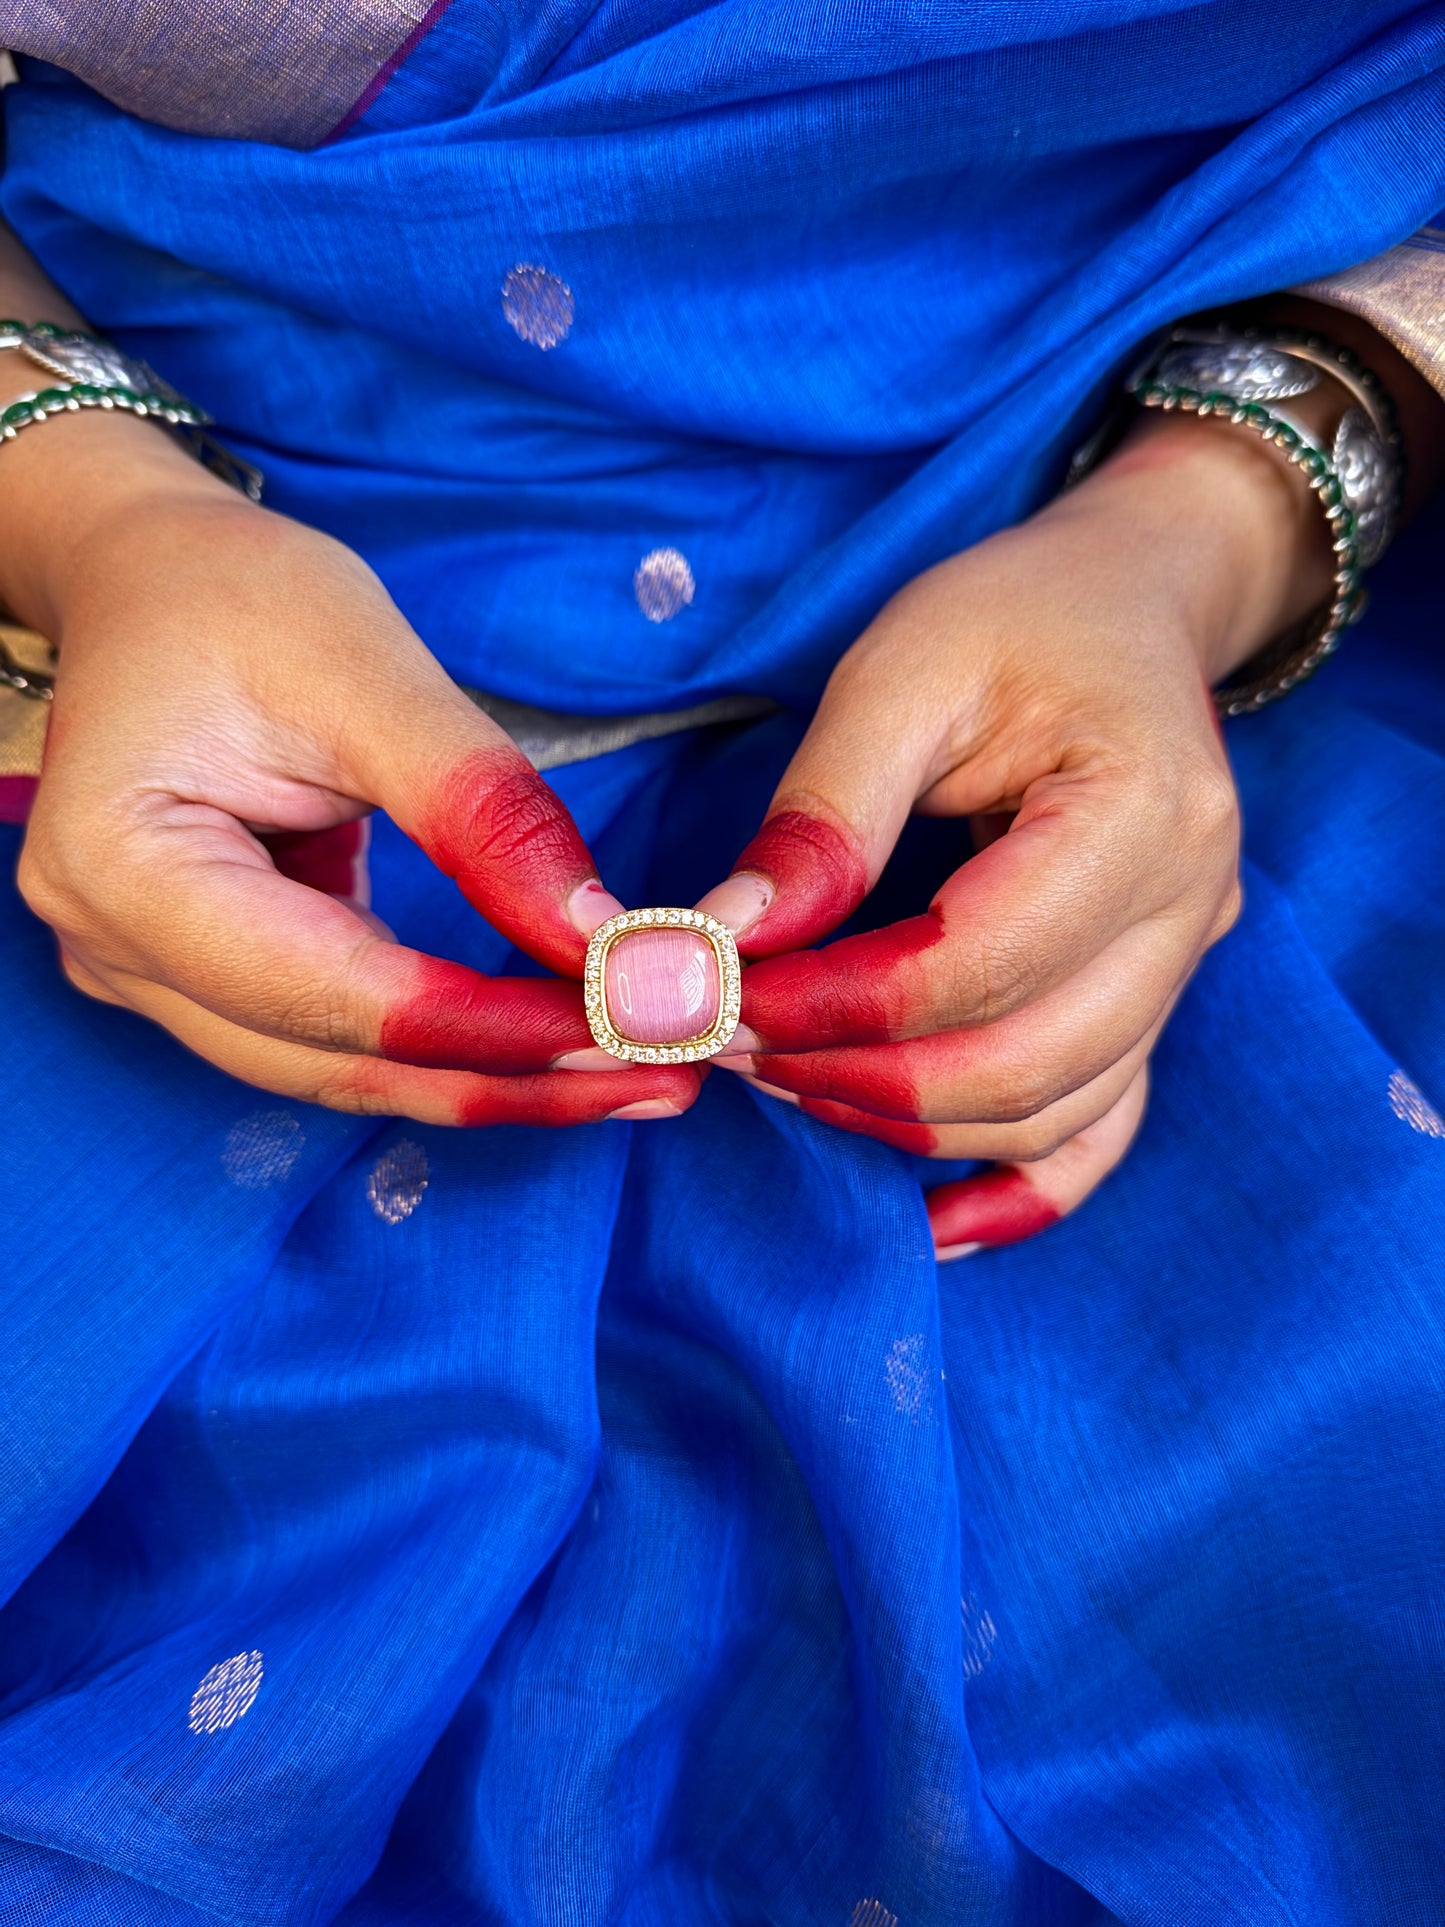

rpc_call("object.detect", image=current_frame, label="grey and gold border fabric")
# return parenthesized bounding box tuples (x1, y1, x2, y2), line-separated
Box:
(1298, 219, 1445, 402)
(0, 0, 445, 147)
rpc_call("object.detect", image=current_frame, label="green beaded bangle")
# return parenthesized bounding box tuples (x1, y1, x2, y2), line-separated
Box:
(0, 320, 263, 503)
(0, 379, 209, 438)
(1128, 375, 1365, 719)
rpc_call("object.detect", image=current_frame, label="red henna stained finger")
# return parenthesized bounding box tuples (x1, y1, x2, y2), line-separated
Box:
(750, 1039, 922, 1119)
(334, 1053, 702, 1129)
(746, 971, 1162, 1123)
(925, 1168, 1061, 1256)
(922, 1065, 1149, 1255)
(735, 1069, 940, 1153)
(723, 804, 870, 958)
(450, 1066, 703, 1128)
(413, 745, 608, 974)
(792, 1092, 940, 1156)
(96, 960, 705, 1128)
(739, 911, 946, 1052)
(263, 819, 370, 899)
(379, 956, 595, 1074)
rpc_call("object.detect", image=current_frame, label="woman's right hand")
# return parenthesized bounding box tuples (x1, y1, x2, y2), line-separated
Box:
(11, 412, 700, 1127)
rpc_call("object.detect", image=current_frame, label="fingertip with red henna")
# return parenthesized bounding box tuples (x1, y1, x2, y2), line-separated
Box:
(926, 1167, 1061, 1258)
(723, 805, 869, 958)
(453, 1066, 703, 1128)
(693, 873, 773, 938)
(416, 746, 615, 972)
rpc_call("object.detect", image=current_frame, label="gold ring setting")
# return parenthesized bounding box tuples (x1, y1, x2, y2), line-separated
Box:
(584, 909, 741, 1061)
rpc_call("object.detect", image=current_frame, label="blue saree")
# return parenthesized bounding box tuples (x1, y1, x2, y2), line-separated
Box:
(2, 4, 1445, 1921)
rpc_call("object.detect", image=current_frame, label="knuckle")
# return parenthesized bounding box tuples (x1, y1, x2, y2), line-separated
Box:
(272, 984, 363, 1054)
(318, 968, 372, 1053)
(469, 762, 576, 873)
(15, 842, 65, 927)
(267, 941, 380, 1055)
(945, 935, 1039, 1028)
(1207, 873, 1245, 945)
(811, 978, 877, 1048)
(1176, 756, 1241, 862)
(926, 1051, 1060, 1125)
(997, 1114, 1070, 1161)
(311, 1064, 391, 1115)
(978, 1061, 1069, 1125)
(58, 949, 102, 1000)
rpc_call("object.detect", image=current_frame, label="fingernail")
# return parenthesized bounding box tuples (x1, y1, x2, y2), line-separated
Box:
(567, 879, 627, 939)
(715, 1054, 757, 1077)
(934, 1241, 983, 1264)
(714, 1022, 761, 1059)
(694, 872, 773, 937)
(555, 1047, 623, 1072)
(607, 1098, 685, 1121)
(742, 1075, 800, 1107)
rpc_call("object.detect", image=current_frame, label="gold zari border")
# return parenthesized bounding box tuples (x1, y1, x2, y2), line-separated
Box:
(1297, 225, 1445, 402)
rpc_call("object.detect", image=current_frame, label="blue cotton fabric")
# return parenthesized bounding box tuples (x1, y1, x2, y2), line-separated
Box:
(2, 5, 1445, 1921)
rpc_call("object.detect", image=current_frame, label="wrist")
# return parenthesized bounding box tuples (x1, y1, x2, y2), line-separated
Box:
(1075, 407, 1336, 684)
(0, 394, 231, 636)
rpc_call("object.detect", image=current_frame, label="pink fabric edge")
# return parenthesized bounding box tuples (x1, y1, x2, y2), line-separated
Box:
(0, 775, 37, 825)
(326, 0, 460, 142)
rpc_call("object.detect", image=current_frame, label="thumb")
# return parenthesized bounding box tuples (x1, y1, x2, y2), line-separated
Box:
(344, 668, 622, 975)
(698, 660, 938, 958)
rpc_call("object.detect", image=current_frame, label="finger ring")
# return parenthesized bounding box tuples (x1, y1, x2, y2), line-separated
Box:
(584, 909, 741, 1062)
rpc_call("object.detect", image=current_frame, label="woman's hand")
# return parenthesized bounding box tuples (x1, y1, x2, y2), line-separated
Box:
(698, 405, 1343, 1253)
(11, 417, 699, 1127)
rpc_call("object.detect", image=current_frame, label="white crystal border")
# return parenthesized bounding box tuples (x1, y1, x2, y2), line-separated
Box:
(583, 909, 741, 1062)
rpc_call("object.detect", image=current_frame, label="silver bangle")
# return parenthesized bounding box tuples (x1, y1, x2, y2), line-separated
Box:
(1128, 326, 1403, 717)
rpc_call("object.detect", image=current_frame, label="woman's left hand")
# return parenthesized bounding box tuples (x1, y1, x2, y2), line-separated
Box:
(698, 408, 1336, 1257)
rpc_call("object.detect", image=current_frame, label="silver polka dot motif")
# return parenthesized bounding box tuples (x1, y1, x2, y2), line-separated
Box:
(850, 1902, 898, 1927)
(961, 1592, 998, 1679)
(501, 264, 574, 349)
(1389, 1069, 1445, 1138)
(634, 546, 695, 622)
(189, 1651, 264, 1734)
(367, 1138, 430, 1224)
(222, 1111, 304, 1189)
(885, 1332, 933, 1421)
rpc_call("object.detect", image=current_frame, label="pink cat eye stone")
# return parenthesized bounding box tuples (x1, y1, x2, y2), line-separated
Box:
(604, 928, 720, 1044)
